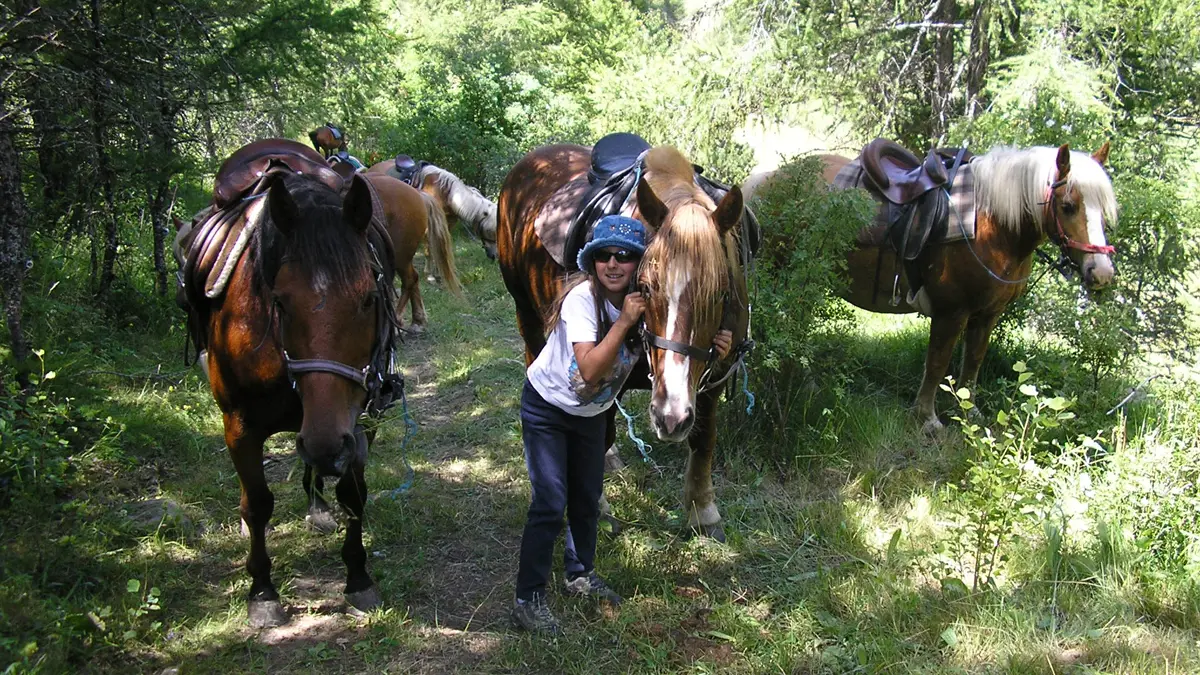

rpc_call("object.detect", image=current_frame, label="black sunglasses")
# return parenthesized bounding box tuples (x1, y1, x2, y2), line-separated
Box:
(593, 249, 639, 264)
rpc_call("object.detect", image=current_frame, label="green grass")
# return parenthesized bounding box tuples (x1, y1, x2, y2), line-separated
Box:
(2, 239, 1198, 673)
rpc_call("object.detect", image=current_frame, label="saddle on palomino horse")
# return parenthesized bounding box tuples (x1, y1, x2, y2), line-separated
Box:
(538, 132, 762, 272)
(837, 139, 971, 303)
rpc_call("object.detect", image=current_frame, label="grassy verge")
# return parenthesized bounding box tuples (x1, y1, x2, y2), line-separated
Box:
(2, 240, 1197, 673)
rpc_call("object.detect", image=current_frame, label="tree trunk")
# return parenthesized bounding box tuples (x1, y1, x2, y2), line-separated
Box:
(964, 0, 992, 120)
(929, 0, 958, 143)
(0, 86, 32, 387)
(90, 0, 118, 298)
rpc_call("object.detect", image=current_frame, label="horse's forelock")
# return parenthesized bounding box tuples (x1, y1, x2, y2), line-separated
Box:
(643, 201, 730, 334)
(256, 179, 372, 292)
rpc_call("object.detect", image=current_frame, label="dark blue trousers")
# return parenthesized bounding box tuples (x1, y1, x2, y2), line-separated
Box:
(515, 380, 608, 600)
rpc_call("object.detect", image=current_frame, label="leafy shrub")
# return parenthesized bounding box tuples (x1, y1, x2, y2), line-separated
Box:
(748, 155, 873, 371)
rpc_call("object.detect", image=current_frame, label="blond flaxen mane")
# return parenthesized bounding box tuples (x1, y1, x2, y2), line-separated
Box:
(972, 146, 1118, 234)
(413, 164, 496, 232)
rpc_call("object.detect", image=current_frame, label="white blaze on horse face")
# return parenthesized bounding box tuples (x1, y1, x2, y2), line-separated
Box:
(654, 270, 694, 437)
(1085, 204, 1116, 286)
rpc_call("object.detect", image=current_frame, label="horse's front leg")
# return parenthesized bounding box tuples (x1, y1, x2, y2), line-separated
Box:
(302, 464, 338, 533)
(335, 450, 380, 613)
(684, 391, 723, 541)
(226, 415, 288, 627)
(915, 312, 969, 434)
(959, 312, 1002, 410)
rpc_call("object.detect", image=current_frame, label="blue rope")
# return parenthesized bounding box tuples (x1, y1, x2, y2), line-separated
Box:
(740, 364, 756, 415)
(614, 397, 660, 473)
(374, 386, 416, 501)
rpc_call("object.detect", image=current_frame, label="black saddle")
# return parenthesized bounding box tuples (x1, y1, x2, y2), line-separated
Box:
(563, 132, 762, 273)
(391, 154, 426, 187)
(589, 132, 652, 185)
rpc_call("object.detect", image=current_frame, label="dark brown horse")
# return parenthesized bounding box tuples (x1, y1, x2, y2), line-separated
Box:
(309, 123, 348, 158)
(183, 139, 402, 627)
(498, 143, 750, 539)
(750, 142, 1117, 432)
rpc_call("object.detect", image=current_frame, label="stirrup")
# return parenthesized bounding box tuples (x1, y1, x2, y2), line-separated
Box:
(890, 274, 902, 306)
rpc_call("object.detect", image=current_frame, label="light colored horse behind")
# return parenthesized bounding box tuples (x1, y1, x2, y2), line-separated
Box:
(367, 160, 499, 261)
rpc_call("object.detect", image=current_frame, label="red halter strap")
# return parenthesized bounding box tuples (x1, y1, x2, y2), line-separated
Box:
(1045, 175, 1116, 255)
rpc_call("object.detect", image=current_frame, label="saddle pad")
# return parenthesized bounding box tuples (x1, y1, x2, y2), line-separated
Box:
(833, 159, 976, 242)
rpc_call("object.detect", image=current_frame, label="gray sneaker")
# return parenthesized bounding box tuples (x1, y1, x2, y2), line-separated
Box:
(564, 571, 623, 606)
(511, 593, 562, 635)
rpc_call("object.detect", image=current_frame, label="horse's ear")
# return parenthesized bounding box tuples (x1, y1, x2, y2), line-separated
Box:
(266, 176, 300, 236)
(343, 175, 373, 234)
(637, 176, 668, 228)
(714, 186, 743, 236)
(172, 215, 186, 232)
(1056, 144, 1072, 179)
(1092, 141, 1111, 166)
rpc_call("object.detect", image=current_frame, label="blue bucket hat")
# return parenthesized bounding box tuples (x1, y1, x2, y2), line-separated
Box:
(577, 215, 648, 272)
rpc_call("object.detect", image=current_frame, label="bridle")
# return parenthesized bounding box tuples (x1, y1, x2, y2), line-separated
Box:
(634, 224, 755, 395)
(957, 167, 1116, 285)
(278, 238, 403, 417)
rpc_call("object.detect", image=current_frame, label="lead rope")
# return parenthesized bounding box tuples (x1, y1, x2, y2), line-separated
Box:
(372, 371, 417, 502)
(614, 397, 662, 475)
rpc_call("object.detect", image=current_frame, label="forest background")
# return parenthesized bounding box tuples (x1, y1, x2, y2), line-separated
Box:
(1, 0, 1198, 671)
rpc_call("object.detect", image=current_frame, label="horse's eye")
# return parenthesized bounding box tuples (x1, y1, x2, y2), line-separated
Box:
(362, 294, 376, 311)
(1062, 202, 1078, 216)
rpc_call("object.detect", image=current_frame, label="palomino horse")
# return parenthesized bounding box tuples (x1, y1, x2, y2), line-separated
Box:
(498, 143, 751, 539)
(309, 123, 347, 158)
(758, 143, 1116, 432)
(179, 139, 402, 627)
(367, 159, 499, 260)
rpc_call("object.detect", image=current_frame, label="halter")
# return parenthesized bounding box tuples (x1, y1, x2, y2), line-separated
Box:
(1044, 175, 1116, 255)
(957, 167, 1117, 285)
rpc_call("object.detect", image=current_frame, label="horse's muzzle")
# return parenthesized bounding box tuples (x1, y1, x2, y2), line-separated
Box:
(297, 431, 358, 477)
(1083, 253, 1116, 289)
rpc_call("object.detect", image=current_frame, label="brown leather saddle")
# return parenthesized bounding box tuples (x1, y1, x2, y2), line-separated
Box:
(861, 138, 948, 204)
(212, 138, 343, 209)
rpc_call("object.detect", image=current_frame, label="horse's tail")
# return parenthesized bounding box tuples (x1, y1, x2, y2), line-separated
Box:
(308, 128, 321, 152)
(420, 192, 462, 297)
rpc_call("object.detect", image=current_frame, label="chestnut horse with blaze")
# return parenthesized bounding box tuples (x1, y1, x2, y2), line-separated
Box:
(498, 143, 751, 540)
(182, 139, 434, 627)
(756, 142, 1116, 432)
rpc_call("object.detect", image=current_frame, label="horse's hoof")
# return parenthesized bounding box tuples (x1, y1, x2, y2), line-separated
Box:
(406, 323, 425, 335)
(247, 600, 288, 628)
(604, 445, 626, 473)
(688, 522, 726, 543)
(601, 513, 623, 536)
(920, 417, 945, 436)
(345, 585, 383, 615)
(305, 510, 338, 534)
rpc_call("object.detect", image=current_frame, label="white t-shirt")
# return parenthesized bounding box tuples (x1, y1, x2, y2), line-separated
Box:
(528, 280, 640, 417)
